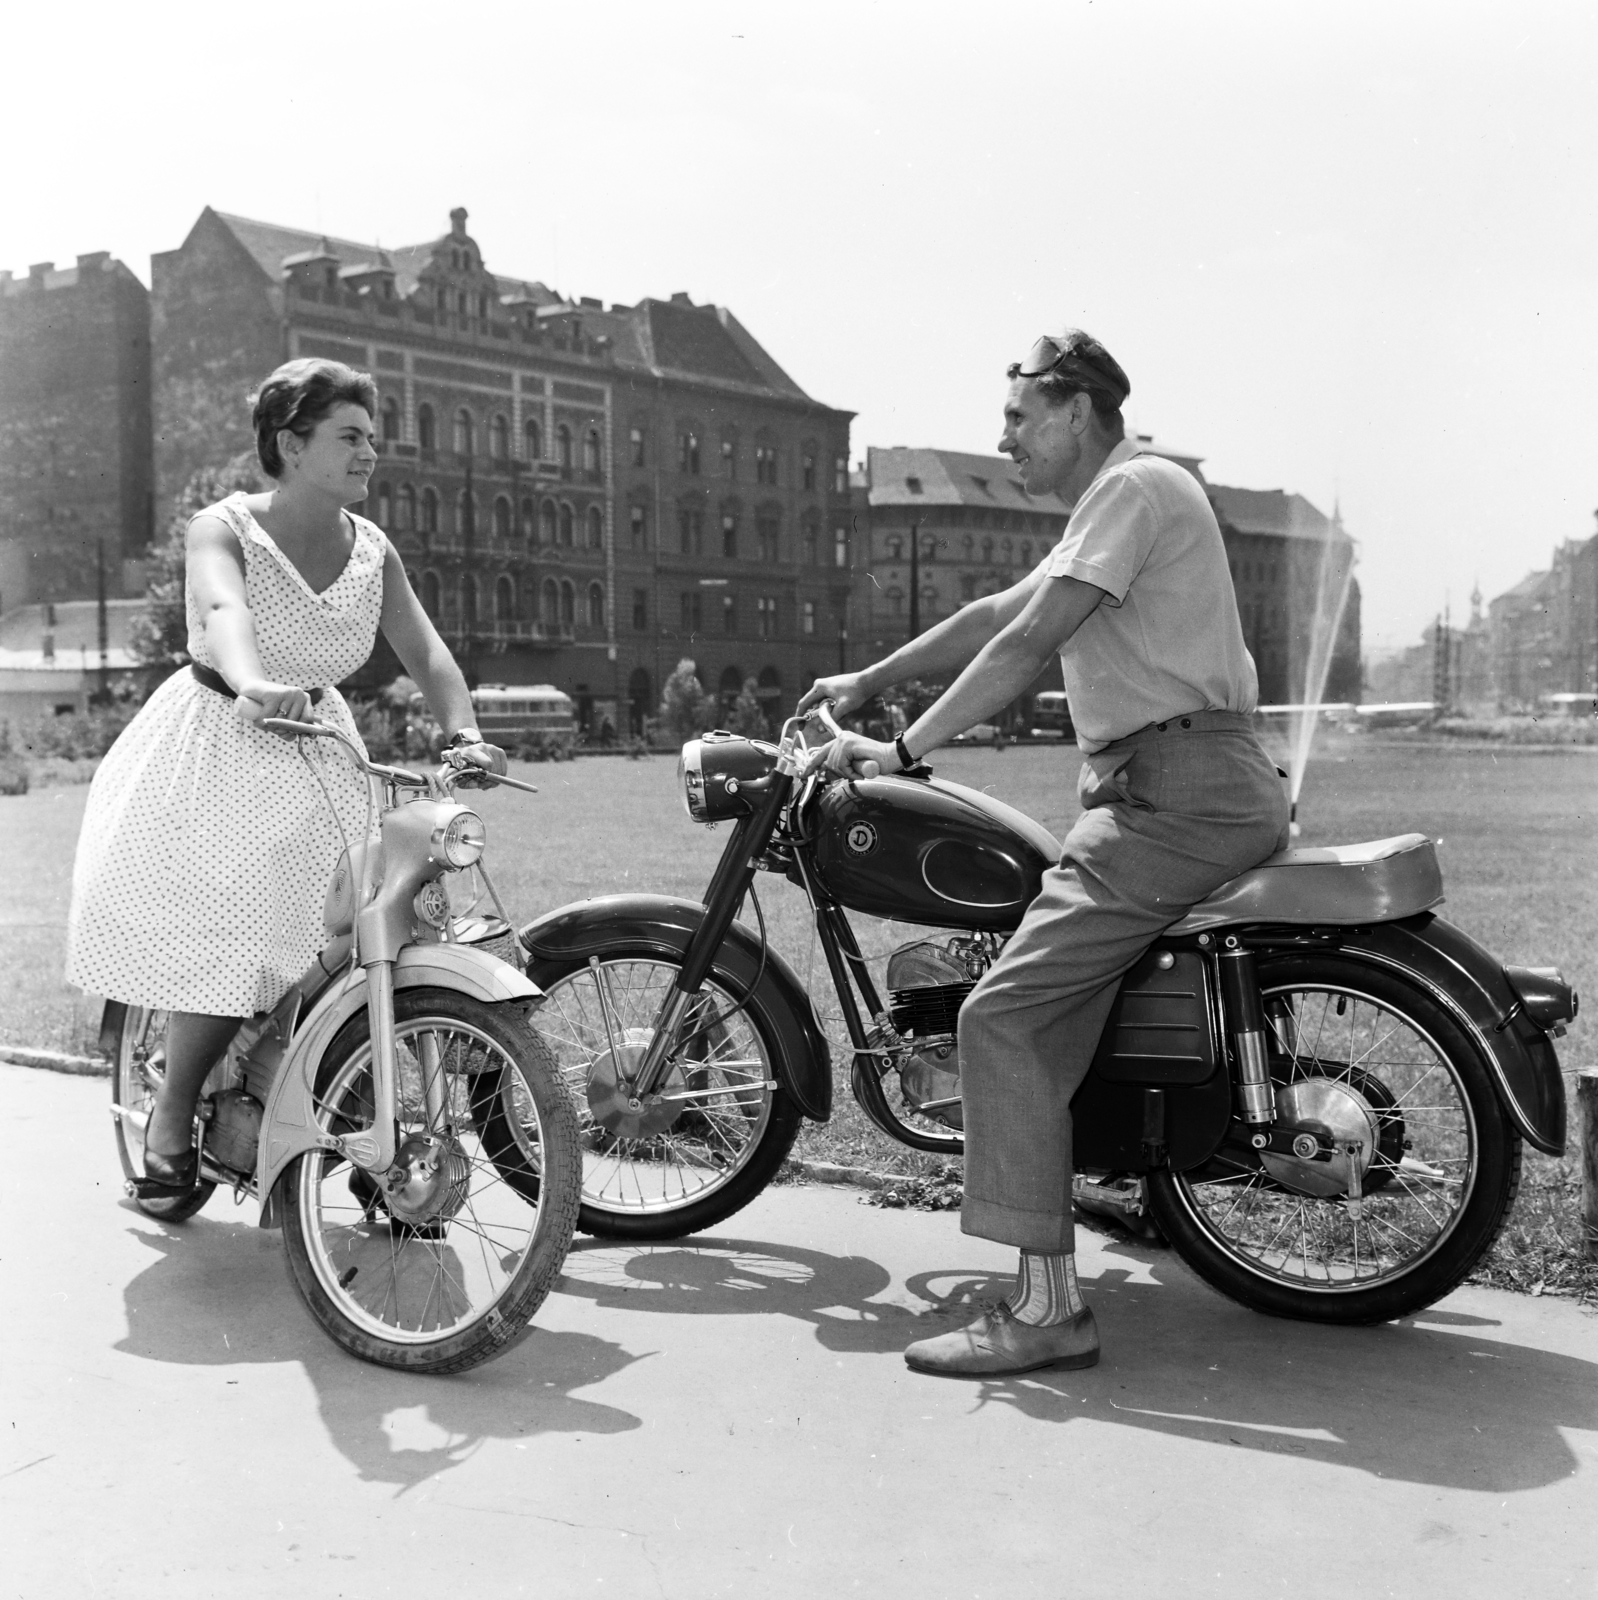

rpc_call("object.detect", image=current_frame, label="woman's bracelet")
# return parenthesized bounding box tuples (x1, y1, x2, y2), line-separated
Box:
(894, 733, 915, 771)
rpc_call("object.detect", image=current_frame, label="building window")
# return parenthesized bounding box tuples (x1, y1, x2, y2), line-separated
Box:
(722, 512, 738, 558)
(630, 504, 648, 549)
(495, 575, 514, 622)
(560, 580, 576, 626)
(833, 525, 849, 567)
(758, 516, 780, 564)
(629, 425, 647, 468)
(755, 445, 777, 485)
(540, 499, 558, 545)
(1021, 540, 1032, 566)
(982, 536, 994, 563)
(454, 408, 474, 456)
(421, 570, 441, 616)
(490, 413, 510, 460)
(679, 508, 704, 555)
(1002, 537, 1013, 565)
(421, 488, 439, 534)
(583, 428, 602, 481)
(680, 430, 701, 475)
(520, 497, 536, 541)
(588, 582, 605, 629)
(887, 587, 903, 617)
(680, 591, 702, 633)
(557, 424, 573, 474)
(587, 505, 604, 549)
(803, 599, 816, 635)
(722, 438, 737, 478)
(376, 484, 392, 526)
(417, 404, 436, 452)
(722, 595, 737, 635)
(559, 502, 575, 546)
(456, 489, 477, 538)
(541, 578, 559, 624)
(632, 589, 648, 631)
(756, 595, 777, 639)
(887, 535, 903, 560)
(381, 397, 401, 442)
(493, 495, 512, 538)
(801, 452, 816, 491)
(802, 516, 819, 565)
(833, 455, 848, 494)
(461, 574, 479, 626)
(525, 416, 543, 460)
(397, 484, 416, 531)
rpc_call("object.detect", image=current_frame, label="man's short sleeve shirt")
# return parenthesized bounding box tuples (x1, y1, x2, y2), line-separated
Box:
(1043, 439, 1258, 751)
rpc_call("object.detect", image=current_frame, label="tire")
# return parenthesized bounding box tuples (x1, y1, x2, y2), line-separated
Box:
(524, 948, 804, 1240)
(111, 1005, 215, 1224)
(1147, 953, 1522, 1324)
(280, 989, 580, 1373)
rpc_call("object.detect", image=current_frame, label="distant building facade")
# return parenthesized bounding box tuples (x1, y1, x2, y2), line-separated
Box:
(1486, 524, 1598, 713)
(0, 253, 153, 611)
(147, 206, 861, 735)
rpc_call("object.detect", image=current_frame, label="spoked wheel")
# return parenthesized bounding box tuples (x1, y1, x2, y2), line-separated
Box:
(280, 989, 580, 1373)
(525, 951, 802, 1240)
(1147, 954, 1521, 1323)
(111, 1005, 215, 1223)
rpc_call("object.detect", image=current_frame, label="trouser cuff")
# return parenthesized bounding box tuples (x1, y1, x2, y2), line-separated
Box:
(961, 1193, 1076, 1254)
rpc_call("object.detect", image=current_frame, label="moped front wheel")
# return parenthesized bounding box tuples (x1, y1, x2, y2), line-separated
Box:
(111, 1005, 215, 1223)
(524, 950, 803, 1240)
(1147, 954, 1521, 1324)
(280, 989, 581, 1373)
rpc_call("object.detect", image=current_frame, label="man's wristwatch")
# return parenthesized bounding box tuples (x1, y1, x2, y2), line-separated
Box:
(447, 727, 484, 749)
(894, 734, 915, 771)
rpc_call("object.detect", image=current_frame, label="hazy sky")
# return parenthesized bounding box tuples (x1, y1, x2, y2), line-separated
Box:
(5, 0, 1593, 653)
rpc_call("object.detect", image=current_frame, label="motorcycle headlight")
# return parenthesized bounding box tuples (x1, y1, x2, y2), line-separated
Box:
(432, 809, 486, 868)
(678, 733, 779, 823)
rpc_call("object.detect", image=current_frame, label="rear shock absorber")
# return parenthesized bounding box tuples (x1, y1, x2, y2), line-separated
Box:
(1217, 934, 1275, 1125)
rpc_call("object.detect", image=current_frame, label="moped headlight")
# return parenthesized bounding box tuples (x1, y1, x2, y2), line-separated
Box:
(433, 809, 486, 868)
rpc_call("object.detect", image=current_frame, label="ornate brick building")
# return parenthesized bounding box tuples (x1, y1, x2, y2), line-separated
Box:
(0, 253, 153, 611)
(150, 206, 861, 734)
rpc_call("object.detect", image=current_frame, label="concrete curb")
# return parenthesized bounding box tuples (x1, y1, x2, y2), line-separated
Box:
(781, 1158, 894, 1191)
(0, 1043, 110, 1077)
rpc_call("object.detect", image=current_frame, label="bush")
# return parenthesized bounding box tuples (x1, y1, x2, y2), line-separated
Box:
(13, 702, 139, 761)
(346, 696, 403, 762)
(512, 729, 576, 763)
(656, 659, 714, 744)
(0, 755, 29, 795)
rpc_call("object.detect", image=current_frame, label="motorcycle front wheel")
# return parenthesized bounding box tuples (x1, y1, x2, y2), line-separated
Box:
(280, 989, 580, 1374)
(1147, 953, 1522, 1324)
(524, 949, 803, 1240)
(111, 1005, 216, 1223)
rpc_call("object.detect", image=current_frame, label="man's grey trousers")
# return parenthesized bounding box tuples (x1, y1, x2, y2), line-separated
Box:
(958, 711, 1290, 1252)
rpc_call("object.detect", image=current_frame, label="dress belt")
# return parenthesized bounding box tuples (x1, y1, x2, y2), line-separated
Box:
(191, 663, 324, 706)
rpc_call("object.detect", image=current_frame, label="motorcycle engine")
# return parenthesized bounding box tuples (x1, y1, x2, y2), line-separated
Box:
(884, 936, 995, 1131)
(204, 1088, 263, 1175)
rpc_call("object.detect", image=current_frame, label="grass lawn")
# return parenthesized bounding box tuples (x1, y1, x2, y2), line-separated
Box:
(6, 731, 1594, 1295)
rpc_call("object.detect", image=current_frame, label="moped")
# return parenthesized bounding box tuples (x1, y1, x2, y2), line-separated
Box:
(518, 706, 1576, 1325)
(106, 718, 580, 1372)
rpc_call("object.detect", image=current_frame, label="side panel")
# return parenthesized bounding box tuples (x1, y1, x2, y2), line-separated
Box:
(519, 894, 833, 1121)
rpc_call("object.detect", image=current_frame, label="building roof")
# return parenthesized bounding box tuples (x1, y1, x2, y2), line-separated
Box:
(203, 210, 824, 407)
(1208, 485, 1347, 545)
(1490, 569, 1553, 607)
(866, 447, 1072, 514)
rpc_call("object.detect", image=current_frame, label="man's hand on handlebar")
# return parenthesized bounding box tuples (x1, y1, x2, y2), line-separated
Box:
(816, 731, 901, 780)
(796, 672, 872, 721)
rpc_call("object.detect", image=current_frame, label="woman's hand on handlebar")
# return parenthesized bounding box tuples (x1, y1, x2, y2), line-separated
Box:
(443, 740, 509, 788)
(236, 678, 313, 735)
(796, 672, 871, 722)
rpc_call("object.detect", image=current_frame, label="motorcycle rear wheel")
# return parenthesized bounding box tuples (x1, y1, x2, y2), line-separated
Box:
(1147, 953, 1521, 1324)
(280, 989, 580, 1373)
(111, 1005, 216, 1223)
(524, 949, 803, 1240)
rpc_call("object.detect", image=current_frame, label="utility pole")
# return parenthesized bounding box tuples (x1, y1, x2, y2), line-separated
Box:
(95, 537, 109, 703)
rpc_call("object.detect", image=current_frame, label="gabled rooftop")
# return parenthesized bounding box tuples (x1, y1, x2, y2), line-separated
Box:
(1209, 485, 1347, 544)
(867, 447, 1072, 514)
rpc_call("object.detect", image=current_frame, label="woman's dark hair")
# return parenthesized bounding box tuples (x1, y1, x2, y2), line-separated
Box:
(250, 358, 378, 478)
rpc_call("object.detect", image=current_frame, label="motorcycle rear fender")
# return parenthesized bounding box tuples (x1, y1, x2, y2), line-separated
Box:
(519, 893, 833, 1121)
(255, 943, 542, 1224)
(1272, 913, 1566, 1154)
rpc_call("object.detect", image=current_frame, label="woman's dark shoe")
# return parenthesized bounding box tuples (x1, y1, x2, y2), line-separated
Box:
(134, 1142, 199, 1199)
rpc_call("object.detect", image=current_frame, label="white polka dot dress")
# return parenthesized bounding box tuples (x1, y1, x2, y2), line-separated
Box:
(67, 494, 387, 1017)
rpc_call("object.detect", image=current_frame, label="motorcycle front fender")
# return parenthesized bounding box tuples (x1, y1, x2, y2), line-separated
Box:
(1301, 913, 1566, 1154)
(255, 943, 542, 1223)
(519, 893, 833, 1121)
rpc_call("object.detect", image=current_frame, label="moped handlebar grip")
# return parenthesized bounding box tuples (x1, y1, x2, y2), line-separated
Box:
(260, 716, 326, 738)
(858, 759, 880, 779)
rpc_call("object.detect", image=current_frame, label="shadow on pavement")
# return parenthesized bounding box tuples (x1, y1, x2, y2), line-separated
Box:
(114, 1210, 643, 1490)
(559, 1230, 1598, 1494)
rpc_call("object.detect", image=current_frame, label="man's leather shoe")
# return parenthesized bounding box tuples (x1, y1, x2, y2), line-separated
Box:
(903, 1302, 1099, 1377)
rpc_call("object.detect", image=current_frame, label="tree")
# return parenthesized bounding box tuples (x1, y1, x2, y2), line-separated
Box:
(128, 452, 266, 673)
(657, 658, 714, 743)
(728, 676, 768, 738)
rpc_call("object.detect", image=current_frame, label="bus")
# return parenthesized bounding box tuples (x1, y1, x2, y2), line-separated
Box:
(1029, 690, 1074, 740)
(469, 683, 577, 740)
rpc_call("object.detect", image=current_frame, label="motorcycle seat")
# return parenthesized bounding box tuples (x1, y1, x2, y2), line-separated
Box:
(1168, 833, 1443, 935)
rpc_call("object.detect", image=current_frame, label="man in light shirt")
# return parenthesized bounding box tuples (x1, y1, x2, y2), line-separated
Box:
(801, 329, 1288, 1377)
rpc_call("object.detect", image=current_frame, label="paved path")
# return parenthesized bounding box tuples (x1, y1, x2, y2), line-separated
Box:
(4, 1063, 1596, 1598)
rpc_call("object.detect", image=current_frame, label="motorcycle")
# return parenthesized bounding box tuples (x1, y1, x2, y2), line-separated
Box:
(105, 718, 581, 1373)
(518, 705, 1577, 1325)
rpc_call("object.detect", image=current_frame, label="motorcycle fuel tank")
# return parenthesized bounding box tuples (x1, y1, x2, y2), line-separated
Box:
(809, 773, 1062, 931)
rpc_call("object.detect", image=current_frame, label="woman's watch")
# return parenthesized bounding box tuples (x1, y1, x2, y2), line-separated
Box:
(894, 734, 915, 772)
(447, 727, 485, 749)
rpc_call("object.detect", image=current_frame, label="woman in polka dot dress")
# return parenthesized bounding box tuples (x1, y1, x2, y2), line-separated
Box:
(67, 359, 506, 1195)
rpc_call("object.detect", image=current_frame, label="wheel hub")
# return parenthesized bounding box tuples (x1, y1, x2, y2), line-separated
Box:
(1259, 1077, 1378, 1199)
(586, 1029, 688, 1139)
(383, 1132, 470, 1226)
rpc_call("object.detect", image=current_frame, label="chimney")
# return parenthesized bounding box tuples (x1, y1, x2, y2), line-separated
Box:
(76, 251, 110, 273)
(28, 262, 52, 286)
(450, 207, 468, 239)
